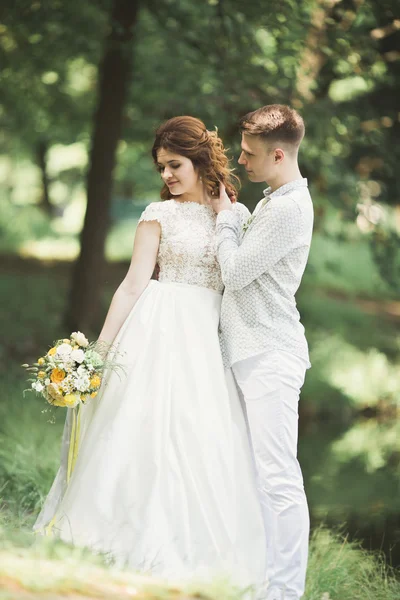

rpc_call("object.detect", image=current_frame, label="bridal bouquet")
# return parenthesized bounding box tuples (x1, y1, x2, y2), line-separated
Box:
(23, 331, 118, 408)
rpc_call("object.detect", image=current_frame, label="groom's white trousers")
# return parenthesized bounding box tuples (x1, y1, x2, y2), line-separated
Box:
(232, 350, 309, 600)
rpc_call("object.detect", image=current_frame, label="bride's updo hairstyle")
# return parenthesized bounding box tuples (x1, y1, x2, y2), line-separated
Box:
(152, 116, 240, 202)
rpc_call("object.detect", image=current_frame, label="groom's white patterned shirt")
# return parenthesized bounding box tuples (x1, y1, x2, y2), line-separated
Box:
(216, 178, 313, 368)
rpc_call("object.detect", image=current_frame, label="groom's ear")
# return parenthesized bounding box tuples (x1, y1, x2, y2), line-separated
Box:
(274, 148, 285, 163)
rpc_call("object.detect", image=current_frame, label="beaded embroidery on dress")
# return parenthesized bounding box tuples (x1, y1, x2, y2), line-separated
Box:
(34, 199, 266, 587)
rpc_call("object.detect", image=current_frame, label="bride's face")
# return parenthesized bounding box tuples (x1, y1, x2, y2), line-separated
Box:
(157, 148, 200, 197)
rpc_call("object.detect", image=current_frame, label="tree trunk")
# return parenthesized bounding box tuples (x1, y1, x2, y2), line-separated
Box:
(37, 140, 52, 216)
(64, 0, 140, 333)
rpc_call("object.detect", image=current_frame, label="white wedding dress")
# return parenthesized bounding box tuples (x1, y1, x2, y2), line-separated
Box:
(34, 200, 266, 586)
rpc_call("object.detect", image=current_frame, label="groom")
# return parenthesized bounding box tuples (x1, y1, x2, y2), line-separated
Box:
(211, 104, 313, 600)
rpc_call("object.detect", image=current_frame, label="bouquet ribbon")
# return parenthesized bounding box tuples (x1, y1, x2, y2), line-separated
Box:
(44, 405, 82, 537)
(67, 404, 82, 483)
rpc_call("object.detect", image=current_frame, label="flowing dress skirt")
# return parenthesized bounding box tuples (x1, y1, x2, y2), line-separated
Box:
(34, 281, 266, 585)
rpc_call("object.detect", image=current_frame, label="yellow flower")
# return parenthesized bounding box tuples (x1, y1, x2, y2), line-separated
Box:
(46, 384, 63, 404)
(62, 339, 71, 344)
(38, 371, 46, 379)
(51, 368, 66, 384)
(52, 398, 66, 407)
(47, 347, 57, 356)
(47, 383, 57, 396)
(90, 391, 98, 399)
(47, 383, 59, 395)
(90, 375, 101, 389)
(37, 357, 45, 366)
(64, 394, 79, 408)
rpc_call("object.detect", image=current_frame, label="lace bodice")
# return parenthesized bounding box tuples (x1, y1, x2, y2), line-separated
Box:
(138, 200, 250, 293)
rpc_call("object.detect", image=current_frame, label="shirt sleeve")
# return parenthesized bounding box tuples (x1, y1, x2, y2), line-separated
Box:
(233, 201, 251, 227)
(216, 198, 304, 291)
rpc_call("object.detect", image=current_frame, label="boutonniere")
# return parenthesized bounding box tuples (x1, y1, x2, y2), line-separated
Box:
(242, 197, 269, 234)
(242, 214, 256, 233)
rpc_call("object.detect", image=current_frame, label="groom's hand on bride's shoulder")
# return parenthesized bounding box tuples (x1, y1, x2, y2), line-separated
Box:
(208, 183, 235, 214)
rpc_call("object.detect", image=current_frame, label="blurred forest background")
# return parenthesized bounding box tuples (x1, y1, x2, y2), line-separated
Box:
(1, 0, 400, 595)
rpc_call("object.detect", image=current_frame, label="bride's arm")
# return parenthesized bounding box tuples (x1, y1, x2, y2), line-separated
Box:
(98, 220, 161, 345)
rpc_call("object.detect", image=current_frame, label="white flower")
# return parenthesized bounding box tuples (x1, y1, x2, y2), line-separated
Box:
(71, 331, 89, 348)
(60, 374, 74, 393)
(71, 349, 85, 363)
(45, 378, 50, 385)
(242, 197, 268, 234)
(56, 343, 72, 357)
(77, 365, 88, 376)
(32, 381, 44, 392)
(74, 374, 90, 392)
(61, 355, 74, 368)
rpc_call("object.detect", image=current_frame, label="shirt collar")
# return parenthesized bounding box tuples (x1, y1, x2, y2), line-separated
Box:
(263, 178, 308, 200)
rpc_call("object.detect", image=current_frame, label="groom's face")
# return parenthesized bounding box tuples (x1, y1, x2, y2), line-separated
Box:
(238, 134, 276, 183)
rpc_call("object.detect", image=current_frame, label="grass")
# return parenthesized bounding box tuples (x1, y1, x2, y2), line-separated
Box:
(0, 520, 240, 600)
(1, 519, 400, 600)
(0, 537, 240, 599)
(305, 528, 400, 600)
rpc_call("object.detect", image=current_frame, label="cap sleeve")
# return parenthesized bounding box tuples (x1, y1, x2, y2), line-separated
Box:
(138, 202, 163, 225)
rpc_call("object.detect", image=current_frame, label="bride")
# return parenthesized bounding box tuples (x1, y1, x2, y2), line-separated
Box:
(34, 116, 266, 586)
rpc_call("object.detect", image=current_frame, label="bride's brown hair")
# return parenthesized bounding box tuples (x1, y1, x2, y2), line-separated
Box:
(152, 116, 240, 201)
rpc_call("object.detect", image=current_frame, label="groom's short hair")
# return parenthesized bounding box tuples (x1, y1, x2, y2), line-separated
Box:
(240, 104, 305, 150)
